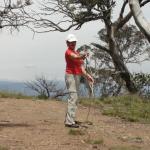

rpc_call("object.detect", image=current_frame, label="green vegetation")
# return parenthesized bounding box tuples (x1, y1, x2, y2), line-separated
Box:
(37, 94, 50, 100)
(84, 137, 104, 145)
(0, 145, 9, 150)
(80, 98, 104, 108)
(80, 95, 150, 123)
(0, 91, 34, 99)
(68, 129, 86, 136)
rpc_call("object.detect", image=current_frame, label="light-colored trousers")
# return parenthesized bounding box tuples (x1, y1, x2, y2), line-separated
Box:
(65, 74, 81, 125)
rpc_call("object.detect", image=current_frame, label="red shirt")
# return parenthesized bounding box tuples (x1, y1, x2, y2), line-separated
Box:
(65, 48, 83, 75)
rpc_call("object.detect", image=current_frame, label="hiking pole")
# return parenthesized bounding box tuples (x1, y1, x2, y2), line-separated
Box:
(84, 56, 94, 125)
(85, 80, 94, 125)
(79, 46, 94, 125)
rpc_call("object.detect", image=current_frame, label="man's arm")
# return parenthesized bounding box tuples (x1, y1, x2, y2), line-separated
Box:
(69, 52, 88, 60)
(81, 66, 94, 83)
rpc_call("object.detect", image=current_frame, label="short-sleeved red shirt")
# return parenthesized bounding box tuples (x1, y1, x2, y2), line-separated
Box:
(65, 48, 83, 75)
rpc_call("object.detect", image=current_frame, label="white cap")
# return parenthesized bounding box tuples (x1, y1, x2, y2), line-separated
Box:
(66, 34, 77, 42)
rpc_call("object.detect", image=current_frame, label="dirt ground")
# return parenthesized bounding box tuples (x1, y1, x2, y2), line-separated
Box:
(0, 98, 150, 150)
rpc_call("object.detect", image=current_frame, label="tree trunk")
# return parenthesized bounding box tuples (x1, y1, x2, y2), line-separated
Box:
(128, 0, 150, 42)
(107, 25, 138, 93)
(111, 51, 137, 93)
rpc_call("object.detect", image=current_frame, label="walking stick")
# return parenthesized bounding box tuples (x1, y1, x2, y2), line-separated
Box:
(79, 47, 95, 126)
(85, 81, 94, 125)
(84, 57, 94, 125)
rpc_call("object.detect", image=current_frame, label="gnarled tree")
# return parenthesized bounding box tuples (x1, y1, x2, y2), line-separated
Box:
(28, 0, 150, 93)
(78, 25, 149, 97)
(25, 76, 68, 99)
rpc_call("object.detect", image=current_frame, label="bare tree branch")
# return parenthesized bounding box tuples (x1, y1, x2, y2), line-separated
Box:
(91, 43, 110, 53)
(0, 0, 32, 31)
(119, 0, 128, 19)
(25, 76, 67, 99)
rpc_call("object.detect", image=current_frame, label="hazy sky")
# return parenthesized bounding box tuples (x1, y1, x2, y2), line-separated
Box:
(0, 1, 149, 82)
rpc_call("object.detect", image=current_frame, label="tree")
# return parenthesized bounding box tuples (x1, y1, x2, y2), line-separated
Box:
(0, 0, 32, 31)
(89, 25, 149, 95)
(25, 76, 68, 99)
(92, 25, 149, 65)
(28, 0, 150, 93)
(78, 25, 149, 97)
(128, 0, 150, 43)
(78, 24, 149, 96)
(132, 73, 150, 98)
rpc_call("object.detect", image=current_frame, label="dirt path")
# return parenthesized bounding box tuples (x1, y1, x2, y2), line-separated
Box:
(0, 98, 150, 150)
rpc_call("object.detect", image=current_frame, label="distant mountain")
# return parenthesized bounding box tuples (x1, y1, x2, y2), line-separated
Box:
(0, 80, 66, 96)
(0, 81, 36, 96)
(0, 80, 93, 99)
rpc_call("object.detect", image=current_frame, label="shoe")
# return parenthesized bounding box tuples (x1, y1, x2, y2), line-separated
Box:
(65, 124, 79, 128)
(75, 120, 82, 125)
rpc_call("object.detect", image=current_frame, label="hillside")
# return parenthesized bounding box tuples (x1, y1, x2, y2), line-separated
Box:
(0, 98, 150, 150)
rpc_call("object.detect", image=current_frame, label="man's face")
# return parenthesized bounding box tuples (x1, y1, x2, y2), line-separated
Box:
(67, 41, 76, 50)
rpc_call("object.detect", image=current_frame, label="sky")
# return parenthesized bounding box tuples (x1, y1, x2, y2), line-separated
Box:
(0, 1, 149, 82)
(0, 21, 101, 82)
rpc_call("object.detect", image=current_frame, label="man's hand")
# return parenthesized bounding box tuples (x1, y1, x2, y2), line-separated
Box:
(80, 52, 89, 59)
(86, 74, 94, 83)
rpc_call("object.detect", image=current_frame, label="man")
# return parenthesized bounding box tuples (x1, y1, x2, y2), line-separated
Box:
(64, 34, 94, 128)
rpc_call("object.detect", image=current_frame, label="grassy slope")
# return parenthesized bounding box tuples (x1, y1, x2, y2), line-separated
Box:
(80, 95, 150, 123)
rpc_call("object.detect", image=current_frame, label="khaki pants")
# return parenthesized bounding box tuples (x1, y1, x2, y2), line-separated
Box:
(65, 74, 81, 125)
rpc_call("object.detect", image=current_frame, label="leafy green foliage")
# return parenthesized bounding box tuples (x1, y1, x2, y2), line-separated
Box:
(93, 25, 149, 66)
(78, 25, 149, 97)
(132, 73, 150, 98)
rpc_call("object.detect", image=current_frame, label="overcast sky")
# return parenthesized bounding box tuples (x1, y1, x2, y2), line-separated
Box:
(0, 1, 149, 82)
